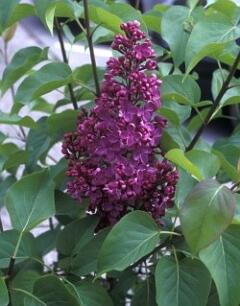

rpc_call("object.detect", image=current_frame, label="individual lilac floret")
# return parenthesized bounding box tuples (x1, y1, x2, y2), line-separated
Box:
(62, 20, 178, 226)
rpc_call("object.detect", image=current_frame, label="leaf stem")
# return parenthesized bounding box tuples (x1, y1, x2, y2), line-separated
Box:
(54, 18, 78, 110)
(83, 0, 100, 96)
(186, 49, 240, 151)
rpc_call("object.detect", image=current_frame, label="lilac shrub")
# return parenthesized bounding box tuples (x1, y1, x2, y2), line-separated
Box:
(62, 21, 178, 226)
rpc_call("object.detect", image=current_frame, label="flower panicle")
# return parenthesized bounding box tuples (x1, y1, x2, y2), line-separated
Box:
(62, 20, 178, 226)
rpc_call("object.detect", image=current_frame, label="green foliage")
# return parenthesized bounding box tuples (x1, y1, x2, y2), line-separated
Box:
(0, 0, 240, 304)
(200, 225, 240, 306)
(0, 277, 9, 306)
(155, 257, 211, 306)
(1, 47, 48, 94)
(97, 211, 160, 275)
(6, 170, 55, 231)
(180, 179, 236, 253)
(15, 62, 72, 104)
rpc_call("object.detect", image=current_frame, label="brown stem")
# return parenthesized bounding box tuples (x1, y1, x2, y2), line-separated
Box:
(0, 214, 3, 232)
(54, 18, 78, 110)
(49, 217, 54, 231)
(186, 49, 240, 151)
(83, 0, 100, 96)
(135, 0, 141, 9)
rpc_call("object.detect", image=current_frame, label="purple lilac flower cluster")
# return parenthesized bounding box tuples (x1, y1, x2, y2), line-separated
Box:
(62, 20, 178, 226)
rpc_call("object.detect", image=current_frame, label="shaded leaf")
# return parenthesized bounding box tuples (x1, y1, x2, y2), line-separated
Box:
(200, 225, 240, 306)
(0, 230, 39, 268)
(155, 257, 211, 306)
(0, 277, 9, 306)
(97, 211, 159, 275)
(180, 179, 236, 253)
(33, 275, 80, 306)
(161, 6, 190, 67)
(75, 280, 114, 306)
(57, 216, 99, 256)
(161, 75, 201, 106)
(0, 111, 36, 128)
(6, 170, 55, 232)
(1, 47, 48, 94)
(15, 63, 72, 104)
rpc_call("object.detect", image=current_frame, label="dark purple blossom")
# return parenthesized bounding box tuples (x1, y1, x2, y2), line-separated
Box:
(62, 20, 178, 226)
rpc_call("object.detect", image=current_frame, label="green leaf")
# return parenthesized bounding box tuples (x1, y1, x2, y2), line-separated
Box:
(161, 6, 190, 67)
(212, 68, 240, 108)
(33, 275, 80, 306)
(109, 3, 147, 33)
(213, 149, 240, 182)
(57, 216, 99, 256)
(161, 75, 201, 106)
(75, 281, 113, 306)
(213, 129, 240, 178)
(36, 227, 60, 256)
(8, 4, 35, 26)
(185, 14, 240, 73)
(6, 170, 55, 232)
(0, 176, 16, 207)
(12, 270, 42, 306)
(0, 230, 39, 268)
(165, 148, 203, 181)
(175, 169, 196, 208)
(132, 277, 157, 306)
(199, 225, 240, 306)
(55, 190, 86, 220)
(0, 277, 9, 306)
(155, 257, 211, 306)
(208, 0, 240, 23)
(143, 10, 162, 33)
(15, 62, 72, 104)
(70, 228, 109, 277)
(47, 109, 78, 140)
(0, 143, 21, 172)
(4, 150, 29, 171)
(89, 2, 122, 33)
(186, 150, 220, 178)
(160, 125, 191, 151)
(97, 211, 159, 275)
(25, 118, 51, 169)
(1, 47, 48, 94)
(0, 0, 19, 34)
(160, 101, 191, 126)
(35, 0, 81, 32)
(0, 111, 36, 128)
(180, 179, 236, 253)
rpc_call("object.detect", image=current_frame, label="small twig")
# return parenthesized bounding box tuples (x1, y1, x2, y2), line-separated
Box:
(54, 18, 78, 110)
(186, 49, 240, 151)
(231, 181, 240, 191)
(135, 0, 141, 9)
(83, 0, 100, 96)
(131, 237, 170, 269)
(49, 217, 54, 231)
(0, 214, 3, 232)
